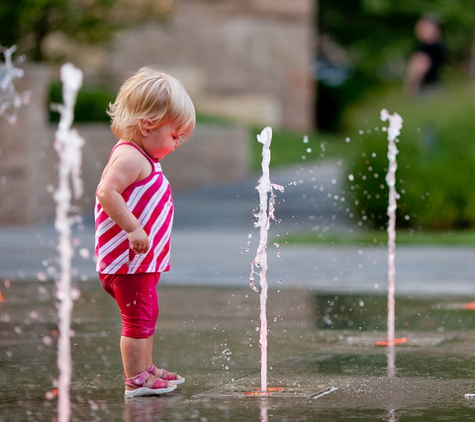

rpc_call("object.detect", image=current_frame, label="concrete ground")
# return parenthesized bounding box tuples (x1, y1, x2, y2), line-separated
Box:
(3, 281, 475, 421)
(1, 161, 475, 421)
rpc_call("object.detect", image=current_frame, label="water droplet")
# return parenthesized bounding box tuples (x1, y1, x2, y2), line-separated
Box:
(36, 272, 47, 282)
(88, 400, 99, 411)
(45, 391, 56, 400)
(348, 174, 354, 181)
(79, 248, 90, 259)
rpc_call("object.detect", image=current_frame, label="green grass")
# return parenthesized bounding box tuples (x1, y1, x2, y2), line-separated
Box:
(249, 126, 347, 170)
(279, 228, 475, 247)
(196, 113, 348, 171)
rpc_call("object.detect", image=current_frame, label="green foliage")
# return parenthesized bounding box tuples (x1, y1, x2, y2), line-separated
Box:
(48, 81, 114, 123)
(320, 0, 475, 75)
(0, 0, 173, 61)
(318, 0, 475, 130)
(1, 0, 98, 61)
(280, 228, 475, 247)
(344, 81, 475, 230)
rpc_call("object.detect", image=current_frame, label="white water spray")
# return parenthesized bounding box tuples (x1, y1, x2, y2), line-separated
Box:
(0, 45, 30, 124)
(53, 63, 84, 422)
(380, 109, 403, 347)
(249, 127, 284, 393)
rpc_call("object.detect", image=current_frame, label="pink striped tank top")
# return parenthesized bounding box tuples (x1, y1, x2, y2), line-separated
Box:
(94, 142, 174, 274)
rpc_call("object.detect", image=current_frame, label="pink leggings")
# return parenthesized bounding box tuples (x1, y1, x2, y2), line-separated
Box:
(99, 273, 160, 339)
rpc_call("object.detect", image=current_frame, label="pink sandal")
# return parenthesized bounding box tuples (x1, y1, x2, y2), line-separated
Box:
(124, 370, 176, 398)
(148, 364, 185, 385)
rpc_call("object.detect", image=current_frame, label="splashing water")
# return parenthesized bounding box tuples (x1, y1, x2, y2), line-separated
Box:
(249, 127, 284, 393)
(53, 63, 85, 422)
(380, 109, 403, 347)
(0, 45, 30, 124)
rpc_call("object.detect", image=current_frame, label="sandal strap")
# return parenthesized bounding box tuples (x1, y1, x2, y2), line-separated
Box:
(124, 370, 170, 389)
(148, 364, 180, 381)
(125, 370, 149, 388)
(160, 369, 179, 381)
(148, 364, 158, 376)
(150, 377, 170, 389)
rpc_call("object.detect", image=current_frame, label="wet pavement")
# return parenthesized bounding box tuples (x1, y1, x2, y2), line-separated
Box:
(3, 281, 475, 421)
(2, 161, 475, 421)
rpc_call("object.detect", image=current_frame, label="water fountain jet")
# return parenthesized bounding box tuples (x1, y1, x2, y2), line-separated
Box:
(375, 109, 406, 348)
(248, 127, 283, 394)
(0, 45, 30, 124)
(52, 62, 85, 422)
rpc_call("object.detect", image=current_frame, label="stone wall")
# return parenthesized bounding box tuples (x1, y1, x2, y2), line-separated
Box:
(0, 64, 249, 225)
(0, 0, 314, 225)
(0, 64, 55, 225)
(108, 0, 315, 130)
(77, 122, 250, 216)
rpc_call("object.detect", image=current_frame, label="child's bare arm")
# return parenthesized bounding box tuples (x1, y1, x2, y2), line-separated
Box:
(97, 150, 150, 253)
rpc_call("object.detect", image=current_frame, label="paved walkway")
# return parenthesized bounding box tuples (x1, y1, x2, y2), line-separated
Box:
(1, 160, 474, 297)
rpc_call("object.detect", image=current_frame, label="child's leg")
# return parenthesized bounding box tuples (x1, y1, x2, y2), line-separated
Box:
(146, 335, 154, 369)
(100, 273, 161, 378)
(120, 336, 151, 378)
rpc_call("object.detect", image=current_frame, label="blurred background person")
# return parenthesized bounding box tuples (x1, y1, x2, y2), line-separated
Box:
(404, 14, 446, 97)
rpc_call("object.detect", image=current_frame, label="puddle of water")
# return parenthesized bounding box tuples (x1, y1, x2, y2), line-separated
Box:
(315, 293, 475, 331)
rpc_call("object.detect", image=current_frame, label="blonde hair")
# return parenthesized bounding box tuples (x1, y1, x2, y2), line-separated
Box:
(107, 66, 196, 141)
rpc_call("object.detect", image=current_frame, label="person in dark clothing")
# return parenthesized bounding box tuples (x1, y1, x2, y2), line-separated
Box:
(404, 15, 446, 97)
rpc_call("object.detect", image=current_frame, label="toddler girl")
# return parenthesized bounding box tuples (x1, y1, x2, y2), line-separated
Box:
(94, 66, 195, 398)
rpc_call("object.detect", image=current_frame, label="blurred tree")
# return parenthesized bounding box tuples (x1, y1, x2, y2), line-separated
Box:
(316, 0, 475, 131)
(0, 0, 175, 61)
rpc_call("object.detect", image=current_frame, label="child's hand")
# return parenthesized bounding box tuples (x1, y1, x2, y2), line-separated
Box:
(127, 227, 150, 253)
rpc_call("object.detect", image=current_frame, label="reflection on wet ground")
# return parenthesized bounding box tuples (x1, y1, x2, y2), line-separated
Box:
(2, 280, 475, 421)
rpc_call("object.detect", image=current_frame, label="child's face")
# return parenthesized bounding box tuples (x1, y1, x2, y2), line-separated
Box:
(142, 122, 184, 160)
